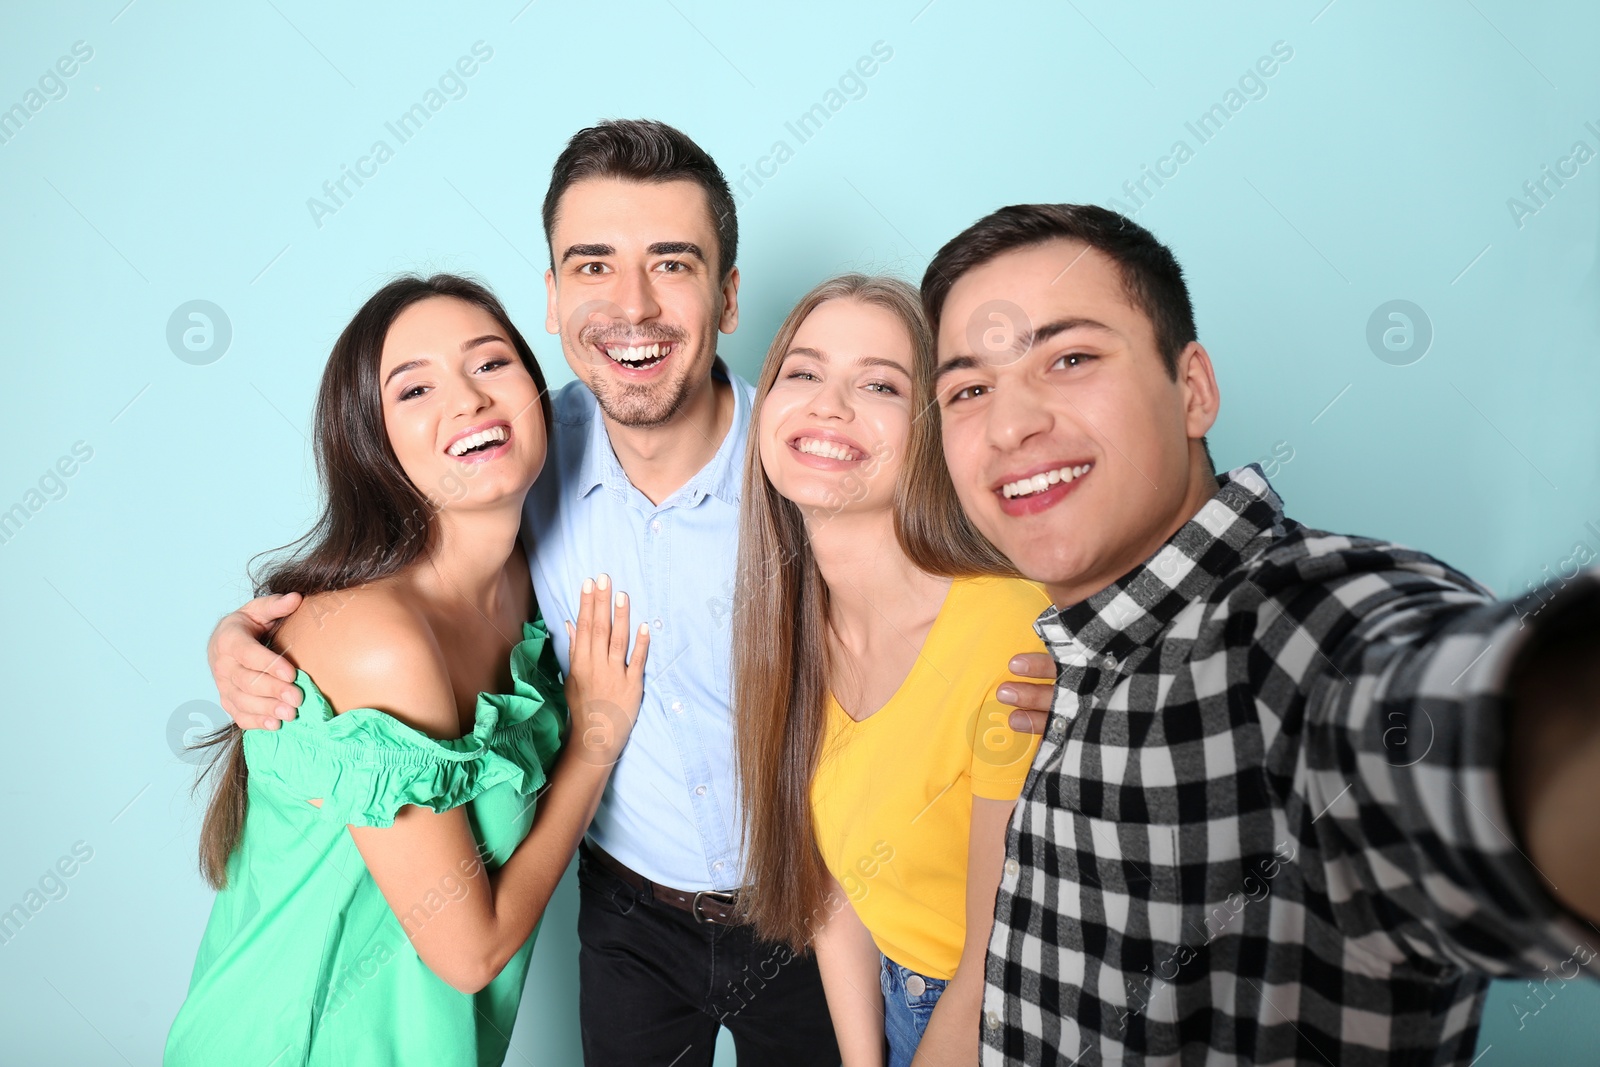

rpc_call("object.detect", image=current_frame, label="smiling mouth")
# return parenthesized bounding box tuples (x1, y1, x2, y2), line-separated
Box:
(793, 436, 865, 462)
(447, 424, 510, 458)
(999, 462, 1093, 500)
(601, 342, 674, 370)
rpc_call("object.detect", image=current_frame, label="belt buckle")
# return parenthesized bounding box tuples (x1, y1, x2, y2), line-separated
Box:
(692, 889, 737, 924)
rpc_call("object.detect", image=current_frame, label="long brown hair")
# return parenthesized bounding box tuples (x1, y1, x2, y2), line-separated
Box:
(733, 274, 1013, 948)
(192, 274, 551, 889)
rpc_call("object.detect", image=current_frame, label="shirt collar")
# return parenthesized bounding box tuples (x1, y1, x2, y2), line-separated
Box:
(1036, 463, 1287, 663)
(572, 358, 746, 509)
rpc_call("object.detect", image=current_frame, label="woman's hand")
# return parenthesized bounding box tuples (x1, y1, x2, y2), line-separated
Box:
(564, 574, 650, 767)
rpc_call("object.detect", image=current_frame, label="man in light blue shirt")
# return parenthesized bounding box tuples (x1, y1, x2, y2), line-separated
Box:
(522, 361, 750, 892)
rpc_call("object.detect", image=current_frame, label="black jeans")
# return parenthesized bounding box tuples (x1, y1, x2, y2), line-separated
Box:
(576, 846, 840, 1066)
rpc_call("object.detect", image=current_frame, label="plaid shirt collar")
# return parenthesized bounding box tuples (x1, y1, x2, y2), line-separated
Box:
(1034, 463, 1287, 673)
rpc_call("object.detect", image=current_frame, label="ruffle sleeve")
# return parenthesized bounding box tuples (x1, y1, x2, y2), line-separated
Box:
(243, 618, 568, 828)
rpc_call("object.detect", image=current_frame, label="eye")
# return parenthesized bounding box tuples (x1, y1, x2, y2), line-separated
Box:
(577, 262, 609, 276)
(1052, 352, 1097, 370)
(785, 368, 819, 382)
(399, 384, 428, 401)
(476, 357, 511, 374)
(657, 260, 688, 273)
(864, 381, 900, 396)
(946, 383, 989, 404)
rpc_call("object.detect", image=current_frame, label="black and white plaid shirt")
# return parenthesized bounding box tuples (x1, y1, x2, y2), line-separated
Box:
(983, 464, 1600, 1065)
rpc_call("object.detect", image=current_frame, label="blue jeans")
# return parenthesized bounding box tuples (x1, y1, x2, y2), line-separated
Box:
(880, 954, 948, 1067)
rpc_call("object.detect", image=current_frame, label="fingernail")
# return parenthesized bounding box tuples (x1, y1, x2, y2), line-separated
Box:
(1009, 711, 1028, 730)
(282, 690, 302, 705)
(276, 704, 295, 720)
(276, 667, 296, 683)
(1009, 657, 1026, 672)
(597, 573, 610, 591)
(638, 623, 649, 634)
(264, 718, 280, 731)
(997, 685, 1017, 703)
(582, 578, 594, 594)
(615, 591, 626, 607)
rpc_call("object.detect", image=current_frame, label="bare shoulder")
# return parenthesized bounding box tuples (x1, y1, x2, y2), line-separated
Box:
(274, 583, 459, 738)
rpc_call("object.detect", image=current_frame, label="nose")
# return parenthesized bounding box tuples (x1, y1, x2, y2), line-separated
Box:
(986, 380, 1053, 452)
(444, 369, 493, 419)
(806, 374, 853, 422)
(612, 262, 662, 325)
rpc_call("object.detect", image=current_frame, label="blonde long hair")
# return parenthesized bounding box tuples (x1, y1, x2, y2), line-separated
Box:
(732, 273, 1013, 948)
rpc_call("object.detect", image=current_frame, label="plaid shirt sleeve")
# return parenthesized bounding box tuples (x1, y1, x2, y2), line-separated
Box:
(983, 465, 1600, 1067)
(1289, 540, 1600, 982)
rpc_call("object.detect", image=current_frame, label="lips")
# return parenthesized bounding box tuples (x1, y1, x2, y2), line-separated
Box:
(444, 420, 512, 462)
(991, 460, 1094, 516)
(595, 339, 678, 378)
(788, 429, 868, 468)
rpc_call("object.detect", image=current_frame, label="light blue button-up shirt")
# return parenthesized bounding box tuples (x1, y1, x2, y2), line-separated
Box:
(522, 366, 751, 892)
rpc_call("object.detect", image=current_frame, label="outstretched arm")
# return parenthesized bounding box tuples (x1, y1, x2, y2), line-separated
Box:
(1505, 588, 1600, 925)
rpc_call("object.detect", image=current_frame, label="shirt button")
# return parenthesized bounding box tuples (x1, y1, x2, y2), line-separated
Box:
(905, 974, 927, 997)
(984, 1009, 1002, 1031)
(1004, 859, 1020, 877)
(1048, 718, 1064, 739)
(671, 701, 684, 713)
(650, 519, 661, 533)
(652, 618, 663, 630)
(713, 861, 724, 872)
(1103, 654, 1118, 670)
(694, 785, 707, 796)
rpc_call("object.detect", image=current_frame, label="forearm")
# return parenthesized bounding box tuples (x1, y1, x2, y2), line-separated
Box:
(910, 969, 982, 1067)
(477, 744, 614, 981)
(814, 891, 885, 1067)
(1506, 598, 1600, 925)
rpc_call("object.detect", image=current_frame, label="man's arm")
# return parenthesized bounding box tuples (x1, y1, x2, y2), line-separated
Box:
(207, 593, 304, 730)
(1302, 562, 1600, 979)
(1504, 584, 1600, 925)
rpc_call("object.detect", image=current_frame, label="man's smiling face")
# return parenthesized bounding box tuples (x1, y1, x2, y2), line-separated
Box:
(544, 176, 739, 429)
(934, 238, 1219, 604)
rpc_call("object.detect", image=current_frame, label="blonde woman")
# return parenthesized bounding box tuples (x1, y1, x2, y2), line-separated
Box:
(734, 275, 1047, 1066)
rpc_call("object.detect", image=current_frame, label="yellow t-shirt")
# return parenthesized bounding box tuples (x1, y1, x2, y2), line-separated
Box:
(809, 576, 1051, 979)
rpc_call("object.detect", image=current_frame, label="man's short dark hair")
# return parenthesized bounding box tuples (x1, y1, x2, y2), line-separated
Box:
(921, 204, 1196, 379)
(542, 119, 738, 280)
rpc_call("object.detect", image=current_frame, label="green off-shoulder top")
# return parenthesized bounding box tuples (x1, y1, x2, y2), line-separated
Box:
(165, 619, 567, 1067)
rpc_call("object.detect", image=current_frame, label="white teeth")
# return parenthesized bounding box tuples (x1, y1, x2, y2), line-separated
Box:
(1000, 462, 1093, 499)
(795, 437, 861, 461)
(605, 342, 667, 365)
(447, 425, 509, 457)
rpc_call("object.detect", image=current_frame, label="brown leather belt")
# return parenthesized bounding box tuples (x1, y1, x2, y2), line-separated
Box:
(581, 841, 743, 925)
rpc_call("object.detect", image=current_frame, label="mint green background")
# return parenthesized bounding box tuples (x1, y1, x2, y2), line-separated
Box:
(3, 1, 1598, 1063)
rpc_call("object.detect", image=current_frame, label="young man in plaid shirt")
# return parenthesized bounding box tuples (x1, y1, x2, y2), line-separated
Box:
(922, 204, 1600, 1065)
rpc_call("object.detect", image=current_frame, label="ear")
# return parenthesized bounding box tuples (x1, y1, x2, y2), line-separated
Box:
(1176, 341, 1220, 440)
(718, 266, 741, 335)
(544, 269, 559, 335)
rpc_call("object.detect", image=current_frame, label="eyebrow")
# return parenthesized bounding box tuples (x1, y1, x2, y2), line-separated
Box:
(933, 316, 1118, 382)
(784, 347, 911, 374)
(559, 241, 706, 263)
(382, 335, 508, 387)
